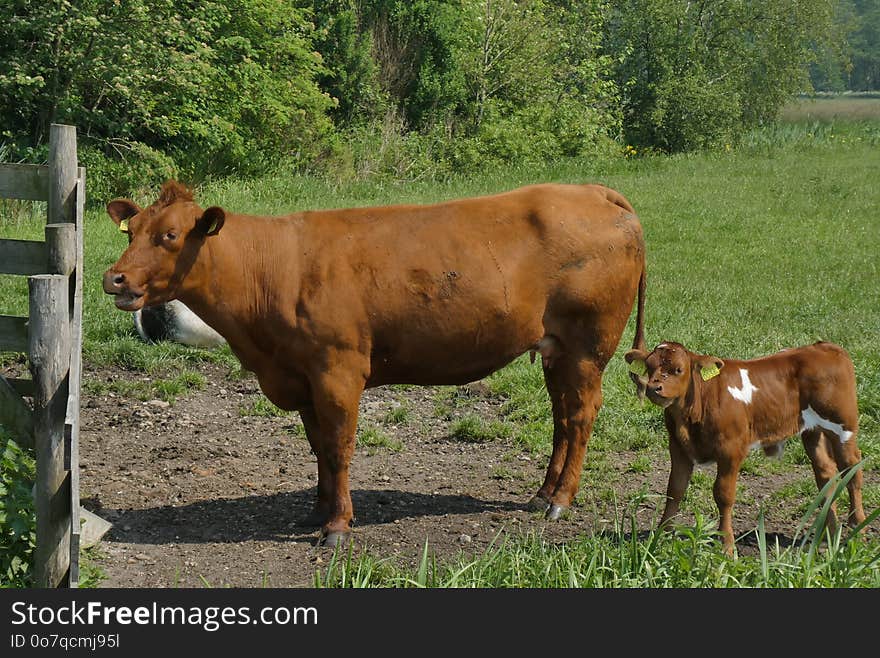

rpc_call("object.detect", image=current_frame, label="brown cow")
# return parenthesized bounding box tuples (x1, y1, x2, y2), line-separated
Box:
(103, 180, 647, 546)
(625, 341, 866, 554)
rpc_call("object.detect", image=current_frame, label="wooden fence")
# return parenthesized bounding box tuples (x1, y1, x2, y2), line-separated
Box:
(0, 124, 88, 587)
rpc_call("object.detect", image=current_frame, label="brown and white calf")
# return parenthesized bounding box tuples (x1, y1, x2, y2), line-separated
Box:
(625, 341, 866, 553)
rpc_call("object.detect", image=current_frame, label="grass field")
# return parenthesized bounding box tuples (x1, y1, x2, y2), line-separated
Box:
(781, 94, 880, 122)
(2, 110, 879, 587)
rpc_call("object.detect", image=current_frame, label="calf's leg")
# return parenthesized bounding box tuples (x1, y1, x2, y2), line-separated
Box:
(827, 430, 867, 528)
(713, 454, 743, 556)
(802, 430, 841, 537)
(659, 439, 694, 528)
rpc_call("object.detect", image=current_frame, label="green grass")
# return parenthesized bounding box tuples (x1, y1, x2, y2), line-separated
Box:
(315, 476, 880, 588)
(2, 113, 880, 587)
(239, 396, 290, 418)
(357, 424, 403, 452)
(83, 370, 206, 404)
(383, 402, 412, 425)
(449, 415, 513, 443)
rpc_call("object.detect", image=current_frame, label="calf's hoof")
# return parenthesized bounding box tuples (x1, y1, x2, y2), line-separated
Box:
(319, 530, 351, 549)
(545, 504, 567, 521)
(526, 495, 551, 513)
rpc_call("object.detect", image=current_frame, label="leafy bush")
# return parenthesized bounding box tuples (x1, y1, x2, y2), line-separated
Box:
(0, 432, 36, 588)
(0, 0, 334, 195)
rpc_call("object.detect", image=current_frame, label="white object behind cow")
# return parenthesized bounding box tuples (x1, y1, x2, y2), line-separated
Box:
(133, 300, 226, 347)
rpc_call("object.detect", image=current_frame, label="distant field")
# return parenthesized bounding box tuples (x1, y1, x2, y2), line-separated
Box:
(780, 95, 880, 122)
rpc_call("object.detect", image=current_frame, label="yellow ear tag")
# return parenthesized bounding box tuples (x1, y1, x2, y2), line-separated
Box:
(628, 359, 647, 376)
(207, 219, 218, 234)
(700, 364, 720, 381)
(119, 219, 129, 232)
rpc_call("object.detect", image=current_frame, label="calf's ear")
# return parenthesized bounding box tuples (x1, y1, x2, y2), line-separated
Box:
(107, 199, 141, 232)
(197, 206, 225, 236)
(624, 348, 649, 402)
(693, 354, 725, 381)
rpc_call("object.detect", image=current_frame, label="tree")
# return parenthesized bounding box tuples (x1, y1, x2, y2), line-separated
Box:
(606, 0, 840, 151)
(0, 0, 333, 180)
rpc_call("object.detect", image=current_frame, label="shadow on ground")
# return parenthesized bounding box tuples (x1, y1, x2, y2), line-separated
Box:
(83, 489, 524, 546)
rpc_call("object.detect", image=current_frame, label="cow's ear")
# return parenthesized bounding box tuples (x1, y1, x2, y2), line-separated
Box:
(107, 199, 141, 232)
(197, 206, 225, 237)
(624, 348, 649, 402)
(694, 355, 724, 381)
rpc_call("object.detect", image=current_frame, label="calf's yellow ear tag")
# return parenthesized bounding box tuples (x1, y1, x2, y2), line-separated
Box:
(700, 364, 720, 381)
(119, 219, 129, 232)
(628, 359, 647, 376)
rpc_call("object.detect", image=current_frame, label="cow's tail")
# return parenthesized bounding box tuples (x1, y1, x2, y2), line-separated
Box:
(628, 260, 648, 402)
(632, 262, 646, 354)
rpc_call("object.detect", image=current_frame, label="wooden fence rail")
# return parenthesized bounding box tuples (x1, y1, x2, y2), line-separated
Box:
(0, 123, 99, 587)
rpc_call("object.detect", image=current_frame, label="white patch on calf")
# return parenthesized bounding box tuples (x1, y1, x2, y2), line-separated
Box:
(800, 405, 853, 444)
(749, 441, 762, 452)
(727, 368, 758, 404)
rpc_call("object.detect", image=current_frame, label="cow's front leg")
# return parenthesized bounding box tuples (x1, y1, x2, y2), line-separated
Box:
(659, 439, 693, 529)
(310, 362, 367, 547)
(298, 406, 332, 527)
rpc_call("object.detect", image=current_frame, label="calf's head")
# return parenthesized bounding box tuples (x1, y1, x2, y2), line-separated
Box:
(625, 342, 724, 409)
(103, 181, 225, 311)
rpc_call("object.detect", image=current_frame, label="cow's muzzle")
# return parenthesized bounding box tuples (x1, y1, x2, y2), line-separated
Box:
(103, 270, 145, 311)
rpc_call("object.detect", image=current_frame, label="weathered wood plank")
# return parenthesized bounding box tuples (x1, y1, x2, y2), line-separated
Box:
(0, 374, 34, 450)
(0, 315, 29, 353)
(0, 163, 49, 201)
(68, 171, 85, 587)
(30, 274, 71, 588)
(0, 239, 48, 276)
(8, 377, 35, 397)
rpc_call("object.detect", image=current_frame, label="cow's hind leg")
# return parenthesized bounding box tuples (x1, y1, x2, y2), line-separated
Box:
(298, 406, 332, 527)
(802, 429, 841, 537)
(527, 381, 567, 512)
(541, 357, 604, 520)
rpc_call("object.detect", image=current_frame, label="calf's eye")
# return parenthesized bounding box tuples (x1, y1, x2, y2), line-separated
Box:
(164, 232, 177, 241)
(674, 367, 683, 375)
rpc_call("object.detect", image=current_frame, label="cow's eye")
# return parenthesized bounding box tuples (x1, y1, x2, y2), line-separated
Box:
(164, 231, 177, 242)
(674, 367, 683, 375)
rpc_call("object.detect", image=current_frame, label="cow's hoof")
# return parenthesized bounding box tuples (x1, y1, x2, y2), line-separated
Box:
(319, 530, 351, 548)
(545, 504, 567, 521)
(526, 495, 551, 513)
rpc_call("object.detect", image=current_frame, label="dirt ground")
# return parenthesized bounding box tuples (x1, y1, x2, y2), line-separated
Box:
(75, 361, 859, 588)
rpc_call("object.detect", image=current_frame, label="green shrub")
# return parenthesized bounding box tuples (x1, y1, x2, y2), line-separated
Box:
(0, 432, 35, 588)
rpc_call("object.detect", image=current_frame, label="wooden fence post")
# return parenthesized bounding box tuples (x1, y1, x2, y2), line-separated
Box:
(45, 224, 76, 276)
(48, 124, 77, 226)
(29, 274, 72, 588)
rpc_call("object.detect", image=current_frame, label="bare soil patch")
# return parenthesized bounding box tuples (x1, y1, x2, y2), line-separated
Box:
(77, 362, 859, 587)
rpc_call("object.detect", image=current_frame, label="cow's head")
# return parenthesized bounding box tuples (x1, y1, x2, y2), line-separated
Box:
(625, 342, 724, 409)
(102, 180, 225, 311)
